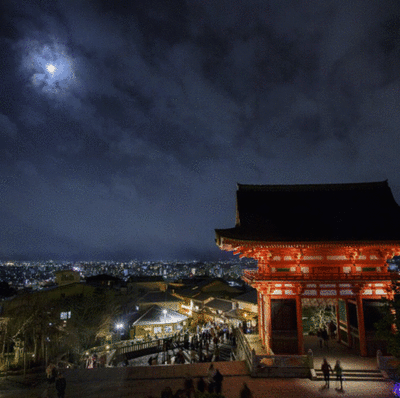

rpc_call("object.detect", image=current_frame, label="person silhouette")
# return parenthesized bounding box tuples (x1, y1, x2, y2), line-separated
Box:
(321, 358, 333, 388)
(334, 359, 343, 390)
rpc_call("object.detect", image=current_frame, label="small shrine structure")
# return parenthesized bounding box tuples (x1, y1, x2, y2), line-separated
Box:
(215, 181, 400, 356)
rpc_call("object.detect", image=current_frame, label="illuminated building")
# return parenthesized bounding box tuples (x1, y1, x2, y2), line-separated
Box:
(129, 305, 188, 339)
(216, 181, 400, 356)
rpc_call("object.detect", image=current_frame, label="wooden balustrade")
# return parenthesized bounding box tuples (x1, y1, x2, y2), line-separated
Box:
(244, 270, 395, 282)
(236, 327, 313, 378)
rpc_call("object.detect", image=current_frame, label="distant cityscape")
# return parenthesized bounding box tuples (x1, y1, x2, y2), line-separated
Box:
(0, 258, 257, 291)
(0, 257, 260, 373)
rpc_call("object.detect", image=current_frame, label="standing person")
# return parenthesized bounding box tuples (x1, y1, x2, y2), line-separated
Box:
(213, 368, 223, 394)
(214, 345, 220, 362)
(161, 386, 173, 398)
(329, 321, 337, 340)
(321, 358, 333, 389)
(184, 375, 194, 398)
(173, 389, 186, 398)
(317, 328, 323, 348)
(322, 328, 329, 349)
(213, 335, 218, 348)
(46, 363, 57, 384)
(198, 345, 203, 362)
(240, 382, 253, 398)
(55, 373, 66, 398)
(334, 359, 343, 390)
(207, 363, 216, 393)
(197, 377, 206, 393)
(92, 353, 97, 368)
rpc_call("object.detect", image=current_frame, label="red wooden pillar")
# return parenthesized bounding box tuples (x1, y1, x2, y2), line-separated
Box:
(356, 293, 367, 356)
(295, 294, 304, 354)
(264, 294, 272, 354)
(258, 291, 264, 344)
(345, 299, 352, 347)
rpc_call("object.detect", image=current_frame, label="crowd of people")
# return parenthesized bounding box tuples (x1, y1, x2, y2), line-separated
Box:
(85, 322, 237, 368)
(317, 320, 337, 349)
(153, 364, 252, 398)
(147, 323, 236, 366)
(186, 324, 236, 363)
(154, 364, 223, 398)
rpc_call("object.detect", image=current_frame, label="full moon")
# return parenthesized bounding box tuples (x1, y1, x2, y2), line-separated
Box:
(46, 64, 56, 73)
(24, 40, 77, 95)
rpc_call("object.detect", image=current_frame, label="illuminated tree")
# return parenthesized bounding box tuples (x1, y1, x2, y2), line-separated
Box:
(307, 306, 336, 335)
(374, 282, 400, 359)
(58, 288, 122, 360)
(1, 287, 124, 367)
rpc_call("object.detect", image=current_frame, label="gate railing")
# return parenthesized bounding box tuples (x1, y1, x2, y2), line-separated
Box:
(236, 327, 313, 378)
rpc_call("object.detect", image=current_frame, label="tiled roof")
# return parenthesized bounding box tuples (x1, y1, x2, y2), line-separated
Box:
(85, 274, 122, 282)
(205, 298, 233, 312)
(191, 292, 215, 302)
(175, 278, 242, 299)
(137, 291, 183, 303)
(132, 305, 187, 326)
(232, 289, 257, 304)
(216, 181, 400, 243)
(127, 276, 164, 283)
(225, 308, 257, 320)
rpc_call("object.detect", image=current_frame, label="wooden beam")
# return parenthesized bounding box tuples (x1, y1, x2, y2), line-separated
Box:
(296, 295, 304, 355)
(356, 293, 367, 356)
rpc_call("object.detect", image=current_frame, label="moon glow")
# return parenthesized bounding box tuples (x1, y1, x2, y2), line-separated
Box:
(46, 64, 56, 73)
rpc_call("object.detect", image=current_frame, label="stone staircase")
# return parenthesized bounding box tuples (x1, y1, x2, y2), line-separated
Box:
(313, 368, 389, 382)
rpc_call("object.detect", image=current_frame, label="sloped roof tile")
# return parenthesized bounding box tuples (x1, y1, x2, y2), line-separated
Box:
(216, 181, 400, 242)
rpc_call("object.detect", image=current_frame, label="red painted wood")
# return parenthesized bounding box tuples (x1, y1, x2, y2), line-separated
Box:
(219, 239, 400, 355)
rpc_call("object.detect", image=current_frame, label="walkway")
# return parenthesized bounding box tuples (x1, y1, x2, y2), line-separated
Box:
(0, 360, 396, 398)
(304, 335, 378, 371)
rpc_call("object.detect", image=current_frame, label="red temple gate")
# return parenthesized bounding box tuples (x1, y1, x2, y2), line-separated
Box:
(216, 181, 400, 356)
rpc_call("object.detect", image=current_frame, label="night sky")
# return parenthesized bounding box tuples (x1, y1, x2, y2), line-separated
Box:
(1, 0, 400, 261)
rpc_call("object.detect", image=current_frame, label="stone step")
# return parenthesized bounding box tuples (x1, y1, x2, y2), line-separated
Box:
(315, 369, 387, 382)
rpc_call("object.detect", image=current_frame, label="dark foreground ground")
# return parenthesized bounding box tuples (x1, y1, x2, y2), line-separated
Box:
(0, 360, 396, 398)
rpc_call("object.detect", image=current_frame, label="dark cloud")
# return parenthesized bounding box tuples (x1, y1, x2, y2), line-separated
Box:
(1, 0, 400, 260)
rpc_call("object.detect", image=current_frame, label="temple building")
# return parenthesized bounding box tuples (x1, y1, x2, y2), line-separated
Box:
(216, 181, 400, 356)
(129, 305, 188, 340)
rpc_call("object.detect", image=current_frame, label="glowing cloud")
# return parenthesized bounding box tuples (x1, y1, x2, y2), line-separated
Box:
(20, 38, 77, 95)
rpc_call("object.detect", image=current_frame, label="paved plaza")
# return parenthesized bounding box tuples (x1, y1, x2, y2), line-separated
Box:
(304, 334, 379, 371)
(0, 358, 396, 398)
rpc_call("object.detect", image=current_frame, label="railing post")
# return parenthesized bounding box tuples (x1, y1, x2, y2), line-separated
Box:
(307, 349, 313, 369)
(377, 349, 382, 369)
(251, 348, 256, 374)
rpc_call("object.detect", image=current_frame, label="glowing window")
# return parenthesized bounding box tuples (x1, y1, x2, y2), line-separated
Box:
(60, 311, 71, 320)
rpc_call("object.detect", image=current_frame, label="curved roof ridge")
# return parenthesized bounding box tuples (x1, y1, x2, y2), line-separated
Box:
(237, 180, 388, 192)
(216, 180, 400, 243)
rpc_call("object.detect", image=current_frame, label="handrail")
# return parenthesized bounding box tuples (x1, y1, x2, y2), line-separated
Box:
(84, 334, 185, 358)
(377, 350, 400, 370)
(236, 328, 254, 369)
(116, 335, 184, 356)
(236, 328, 313, 377)
(253, 354, 311, 368)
